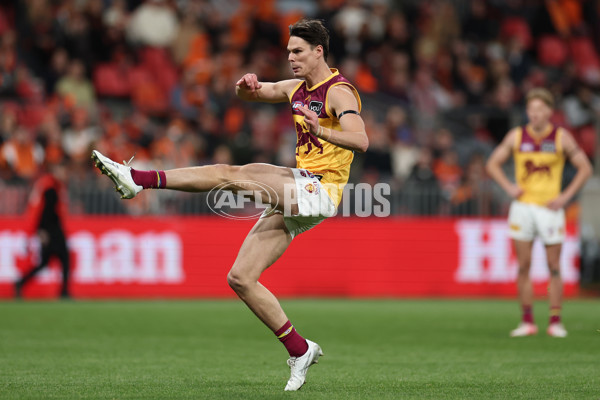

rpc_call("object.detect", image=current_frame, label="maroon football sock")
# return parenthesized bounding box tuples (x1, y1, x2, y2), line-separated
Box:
(275, 320, 309, 358)
(522, 305, 534, 324)
(549, 306, 561, 324)
(130, 169, 167, 189)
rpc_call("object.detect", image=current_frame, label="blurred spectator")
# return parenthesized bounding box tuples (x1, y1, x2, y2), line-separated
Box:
(451, 153, 494, 216)
(388, 106, 418, 182)
(61, 108, 99, 163)
(403, 147, 443, 215)
(434, 149, 462, 197)
(410, 67, 454, 139)
(463, 0, 498, 42)
(56, 59, 96, 112)
(562, 84, 600, 128)
(42, 48, 69, 95)
(362, 113, 392, 179)
(333, 0, 369, 56)
(0, 29, 16, 96)
(127, 0, 179, 47)
(0, 127, 44, 181)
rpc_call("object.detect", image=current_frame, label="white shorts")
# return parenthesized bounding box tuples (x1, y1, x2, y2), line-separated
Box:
(508, 200, 565, 245)
(261, 168, 336, 238)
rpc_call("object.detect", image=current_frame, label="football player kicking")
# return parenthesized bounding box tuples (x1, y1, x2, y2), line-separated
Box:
(92, 19, 368, 390)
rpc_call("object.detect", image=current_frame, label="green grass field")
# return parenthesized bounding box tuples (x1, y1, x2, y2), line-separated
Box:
(0, 299, 598, 399)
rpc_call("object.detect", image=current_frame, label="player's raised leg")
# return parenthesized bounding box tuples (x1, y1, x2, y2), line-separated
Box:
(227, 212, 322, 391)
(91, 150, 298, 213)
(510, 239, 538, 337)
(545, 243, 567, 337)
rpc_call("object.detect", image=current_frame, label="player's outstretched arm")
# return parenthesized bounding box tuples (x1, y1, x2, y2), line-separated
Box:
(485, 129, 523, 199)
(235, 73, 300, 104)
(297, 85, 369, 153)
(547, 129, 593, 210)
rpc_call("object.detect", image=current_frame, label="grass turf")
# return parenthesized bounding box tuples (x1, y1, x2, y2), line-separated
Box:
(0, 299, 598, 399)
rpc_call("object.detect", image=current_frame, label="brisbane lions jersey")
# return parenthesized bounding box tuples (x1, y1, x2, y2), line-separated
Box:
(288, 68, 361, 206)
(513, 124, 566, 206)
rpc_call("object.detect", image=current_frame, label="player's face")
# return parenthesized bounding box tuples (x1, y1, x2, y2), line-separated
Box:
(287, 36, 321, 78)
(526, 98, 552, 129)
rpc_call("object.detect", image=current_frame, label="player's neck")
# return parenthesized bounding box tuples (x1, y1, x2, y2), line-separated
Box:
(304, 64, 333, 89)
(528, 122, 552, 136)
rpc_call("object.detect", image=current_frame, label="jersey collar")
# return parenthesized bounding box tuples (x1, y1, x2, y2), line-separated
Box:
(526, 123, 554, 142)
(306, 68, 339, 91)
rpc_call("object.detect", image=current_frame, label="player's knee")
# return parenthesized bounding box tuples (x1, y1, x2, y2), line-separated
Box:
(227, 270, 251, 293)
(518, 265, 530, 276)
(549, 267, 561, 278)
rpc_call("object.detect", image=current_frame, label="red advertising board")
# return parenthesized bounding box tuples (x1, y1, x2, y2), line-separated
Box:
(0, 216, 580, 299)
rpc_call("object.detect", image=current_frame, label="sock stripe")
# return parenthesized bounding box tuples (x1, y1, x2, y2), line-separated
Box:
(277, 325, 294, 339)
(156, 171, 161, 188)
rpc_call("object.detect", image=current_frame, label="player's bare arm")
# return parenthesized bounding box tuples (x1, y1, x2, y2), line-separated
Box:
(297, 85, 368, 153)
(546, 129, 593, 210)
(235, 74, 301, 103)
(486, 128, 523, 199)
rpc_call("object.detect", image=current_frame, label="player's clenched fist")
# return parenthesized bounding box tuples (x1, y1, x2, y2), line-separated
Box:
(236, 73, 262, 92)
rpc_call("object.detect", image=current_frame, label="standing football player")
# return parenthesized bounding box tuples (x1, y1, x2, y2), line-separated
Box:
(92, 19, 368, 390)
(486, 88, 591, 338)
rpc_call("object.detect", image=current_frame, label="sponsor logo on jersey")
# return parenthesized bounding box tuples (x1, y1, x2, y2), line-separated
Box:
(292, 101, 304, 110)
(520, 142, 535, 152)
(541, 142, 556, 152)
(309, 101, 324, 114)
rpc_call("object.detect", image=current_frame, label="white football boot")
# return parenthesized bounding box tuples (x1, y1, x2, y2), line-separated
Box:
(547, 323, 568, 338)
(91, 150, 142, 199)
(510, 322, 538, 337)
(284, 339, 323, 391)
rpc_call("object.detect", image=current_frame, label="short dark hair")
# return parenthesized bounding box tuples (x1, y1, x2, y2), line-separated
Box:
(289, 19, 330, 60)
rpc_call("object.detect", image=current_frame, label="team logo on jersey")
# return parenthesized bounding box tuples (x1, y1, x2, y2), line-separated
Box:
(523, 160, 551, 181)
(520, 143, 535, 152)
(304, 182, 320, 194)
(292, 101, 304, 110)
(295, 122, 324, 155)
(541, 142, 556, 153)
(309, 101, 324, 114)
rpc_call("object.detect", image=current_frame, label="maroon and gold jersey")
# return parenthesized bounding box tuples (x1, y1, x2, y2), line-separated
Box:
(288, 68, 361, 206)
(513, 124, 565, 206)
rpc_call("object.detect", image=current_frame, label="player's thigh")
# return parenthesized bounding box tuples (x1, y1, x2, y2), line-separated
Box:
(508, 201, 535, 242)
(512, 239, 534, 269)
(229, 212, 292, 281)
(534, 206, 565, 246)
(229, 163, 298, 212)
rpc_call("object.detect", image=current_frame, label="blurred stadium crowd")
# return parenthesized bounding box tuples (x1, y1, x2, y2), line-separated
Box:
(0, 0, 599, 216)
